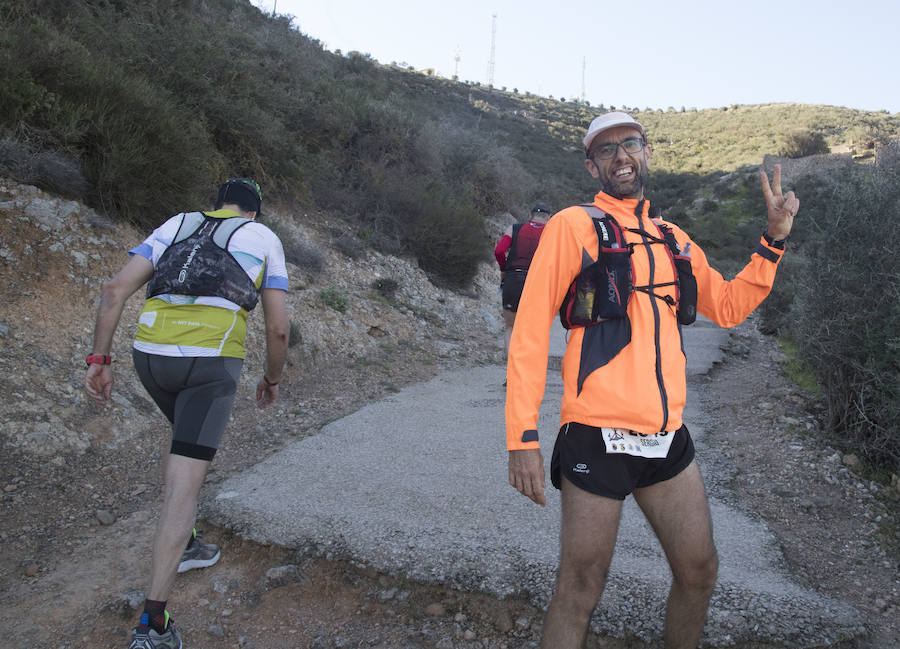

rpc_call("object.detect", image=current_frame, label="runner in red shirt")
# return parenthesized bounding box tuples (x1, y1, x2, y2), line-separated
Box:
(494, 201, 552, 363)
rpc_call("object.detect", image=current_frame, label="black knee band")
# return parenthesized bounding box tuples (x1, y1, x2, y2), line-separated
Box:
(171, 440, 216, 461)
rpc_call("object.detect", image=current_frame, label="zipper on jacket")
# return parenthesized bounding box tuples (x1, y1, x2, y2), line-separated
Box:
(635, 201, 669, 431)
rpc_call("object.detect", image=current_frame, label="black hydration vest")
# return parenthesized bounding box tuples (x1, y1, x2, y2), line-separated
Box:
(145, 212, 261, 311)
(558, 205, 697, 329)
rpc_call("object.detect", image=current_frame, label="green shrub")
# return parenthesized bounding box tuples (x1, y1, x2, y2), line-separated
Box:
(780, 129, 830, 158)
(0, 13, 219, 226)
(318, 287, 349, 313)
(0, 138, 87, 198)
(771, 159, 900, 471)
(265, 218, 326, 274)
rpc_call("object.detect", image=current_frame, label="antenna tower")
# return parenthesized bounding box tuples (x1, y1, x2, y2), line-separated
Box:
(487, 14, 497, 87)
(454, 47, 461, 79)
(581, 57, 586, 103)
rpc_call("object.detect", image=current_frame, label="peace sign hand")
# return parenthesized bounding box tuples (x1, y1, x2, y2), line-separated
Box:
(760, 164, 799, 241)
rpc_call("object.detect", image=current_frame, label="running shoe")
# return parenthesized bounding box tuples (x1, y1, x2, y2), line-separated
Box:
(177, 529, 220, 573)
(128, 620, 182, 649)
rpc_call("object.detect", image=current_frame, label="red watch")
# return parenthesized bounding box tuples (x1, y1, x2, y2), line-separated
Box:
(86, 354, 112, 366)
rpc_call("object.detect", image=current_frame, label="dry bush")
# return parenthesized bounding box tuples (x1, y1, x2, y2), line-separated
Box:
(0, 138, 88, 198)
(780, 129, 830, 158)
(773, 161, 900, 472)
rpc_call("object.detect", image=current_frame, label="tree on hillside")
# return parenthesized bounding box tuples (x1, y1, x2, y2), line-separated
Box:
(781, 129, 830, 158)
(760, 158, 900, 472)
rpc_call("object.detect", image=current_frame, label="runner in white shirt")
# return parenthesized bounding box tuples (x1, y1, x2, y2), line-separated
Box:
(84, 178, 289, 649)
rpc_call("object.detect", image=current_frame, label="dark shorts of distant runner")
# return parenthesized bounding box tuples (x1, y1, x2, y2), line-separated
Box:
(551, 422, 695, 500)
(132, 349, 243, 461)
(501, 270, 528, 312)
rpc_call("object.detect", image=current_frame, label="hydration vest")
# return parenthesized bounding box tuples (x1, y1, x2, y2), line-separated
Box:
(146, 212, 261, 311)
(506, 221, 546, 271)
(558, 205, 697, 329)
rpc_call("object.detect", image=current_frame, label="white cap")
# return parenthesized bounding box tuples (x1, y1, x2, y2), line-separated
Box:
(583, 112, 646, 152)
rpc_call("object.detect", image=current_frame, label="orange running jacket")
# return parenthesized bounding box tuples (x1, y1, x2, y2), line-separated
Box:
(505, 191, 785, 451)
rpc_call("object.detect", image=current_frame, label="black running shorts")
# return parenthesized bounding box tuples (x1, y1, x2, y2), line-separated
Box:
(550, 422, 695, 500)
(501, 270, 528, 311)
(132, 349, 243, 461)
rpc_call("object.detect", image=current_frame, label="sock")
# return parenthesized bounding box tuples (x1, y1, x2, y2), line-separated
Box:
(141, 599, 168, 634)
(184, 527, 197, 551)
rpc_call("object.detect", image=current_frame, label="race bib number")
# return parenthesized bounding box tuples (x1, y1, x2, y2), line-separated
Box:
(602, 428, 675, 459)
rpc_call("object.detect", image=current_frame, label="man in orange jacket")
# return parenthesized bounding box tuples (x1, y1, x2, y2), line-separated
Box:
(505, 112, 798, 649)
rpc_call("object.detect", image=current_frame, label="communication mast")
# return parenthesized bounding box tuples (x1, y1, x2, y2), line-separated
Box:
(454, 47, 461, 79)
(581, 57, 586, 103)
(487, 14, 497, 87)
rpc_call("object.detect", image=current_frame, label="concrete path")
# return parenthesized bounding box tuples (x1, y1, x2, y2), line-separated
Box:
(207, 317, 863, 647)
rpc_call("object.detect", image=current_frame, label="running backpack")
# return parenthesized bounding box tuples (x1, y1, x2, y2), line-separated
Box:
(558, 205, 696, 329)
(146, 212, 261, 311)
(506, 221, 545, 271)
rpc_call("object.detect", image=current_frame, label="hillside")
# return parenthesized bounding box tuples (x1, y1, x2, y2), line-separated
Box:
(4, 0, 900, 289)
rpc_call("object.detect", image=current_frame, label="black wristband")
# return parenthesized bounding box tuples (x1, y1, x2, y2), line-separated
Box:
(263, 375, 279, 387)
(763, 231, 786, 249)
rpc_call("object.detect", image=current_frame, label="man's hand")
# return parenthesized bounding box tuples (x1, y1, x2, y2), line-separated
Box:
(85, 364, 113, 406)
(509, 448, 546, 506)
(760, 164, 799, 240)
(256, 379, 279, 409)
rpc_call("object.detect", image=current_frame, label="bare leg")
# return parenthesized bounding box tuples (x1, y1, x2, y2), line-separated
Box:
(541, 476, 623, 649)
(502, 309, 516, 358)
(634, 461, 718, 649)
(147, 453, 211, 601)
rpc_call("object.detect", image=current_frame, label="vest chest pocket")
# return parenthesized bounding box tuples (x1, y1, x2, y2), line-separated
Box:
(560, 247, 633, 327)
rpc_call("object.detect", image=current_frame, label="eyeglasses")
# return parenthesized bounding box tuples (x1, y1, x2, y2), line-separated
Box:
(589, 137, 646, 160)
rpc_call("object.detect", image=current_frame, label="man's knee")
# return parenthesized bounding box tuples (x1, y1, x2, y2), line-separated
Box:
(672, 548, 719, 593)
(558, 557, 611, 601)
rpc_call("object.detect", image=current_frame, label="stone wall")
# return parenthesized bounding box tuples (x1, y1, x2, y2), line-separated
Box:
(761, 152, 854, 182)
(875, 138, 900, 167)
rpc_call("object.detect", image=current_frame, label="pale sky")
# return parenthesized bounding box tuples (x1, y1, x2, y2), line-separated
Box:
(253, 0, 900, 115)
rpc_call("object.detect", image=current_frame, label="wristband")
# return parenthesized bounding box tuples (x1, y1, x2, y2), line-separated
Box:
(263, 375, 279, 387)
(86, 354, 112, 366)
(762, 231, 786, 249)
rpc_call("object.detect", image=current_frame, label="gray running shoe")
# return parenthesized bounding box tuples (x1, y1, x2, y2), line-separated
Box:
(128, 622, 182, 649)
(178, 533, 220, 573)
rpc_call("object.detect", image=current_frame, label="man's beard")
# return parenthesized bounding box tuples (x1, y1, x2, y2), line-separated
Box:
(600, 165, 649, 199)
